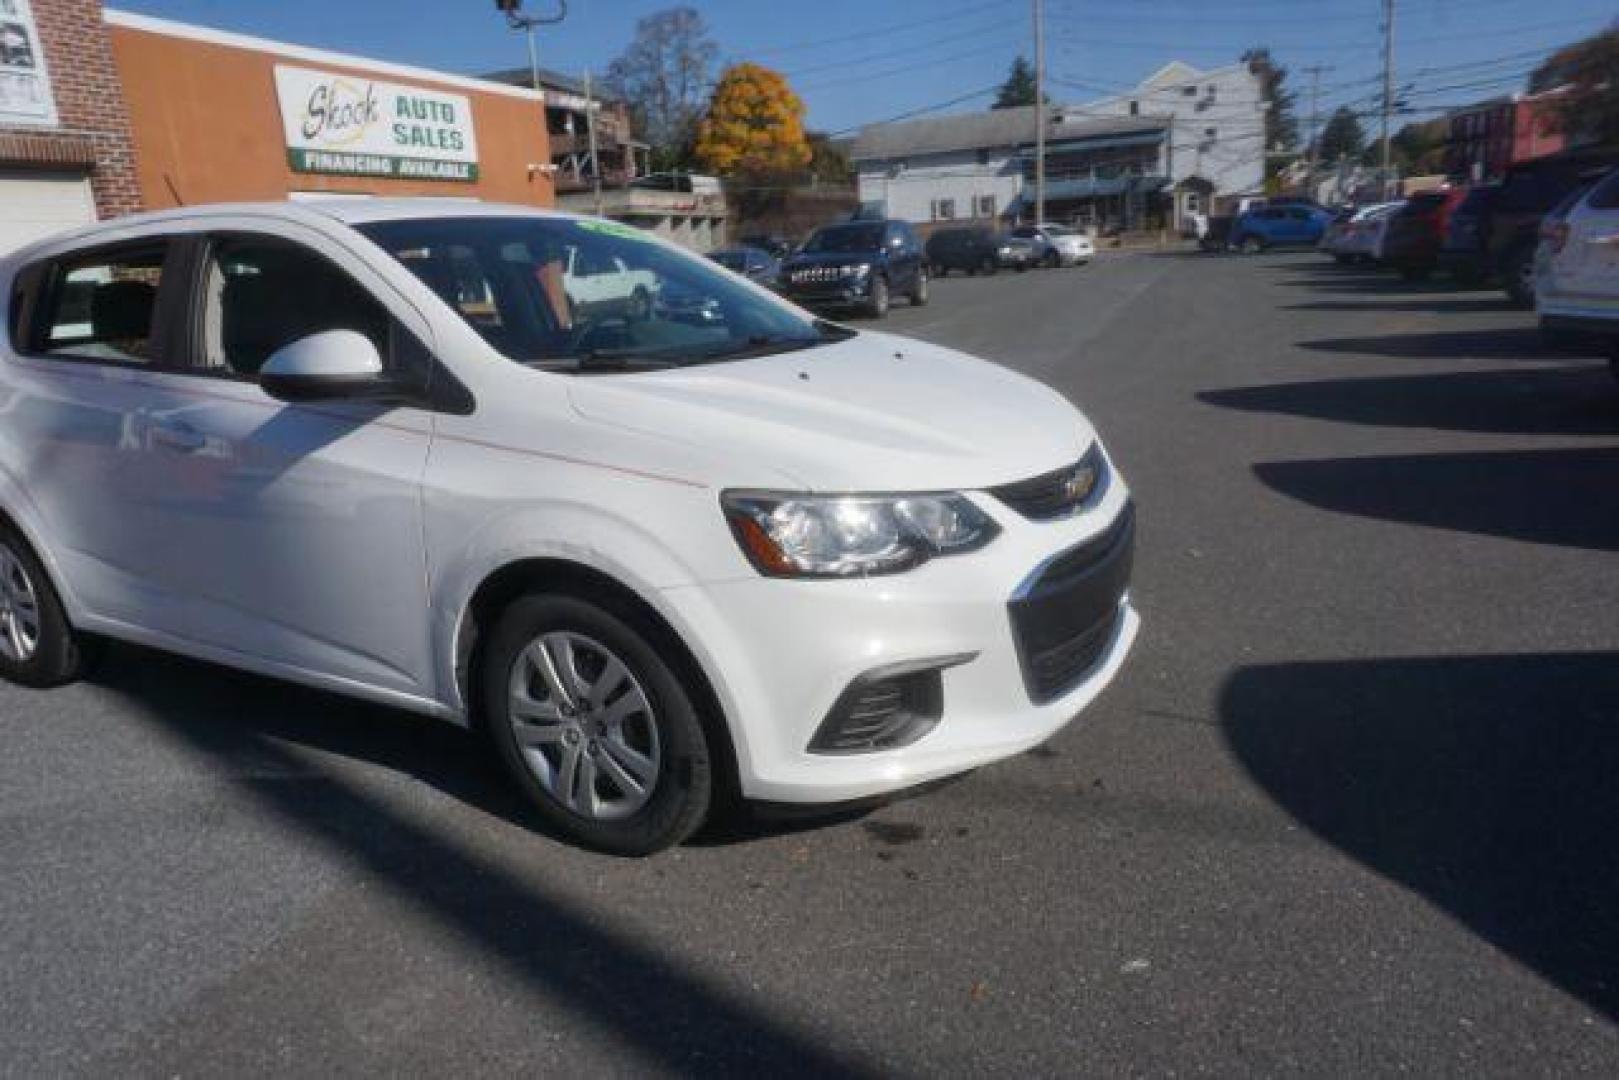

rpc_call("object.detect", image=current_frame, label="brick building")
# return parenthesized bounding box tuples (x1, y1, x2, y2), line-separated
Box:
(0, 0, 140, 251)
(0, 2, 554, 256)
(1445, 91, 1567, 183)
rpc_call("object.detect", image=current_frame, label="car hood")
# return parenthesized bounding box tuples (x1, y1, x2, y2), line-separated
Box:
(782, 251, 880, 270)
(565, 331, 1090, 491)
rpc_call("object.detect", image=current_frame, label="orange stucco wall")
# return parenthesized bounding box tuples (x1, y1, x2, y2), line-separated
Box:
(108, 24, 554, 209)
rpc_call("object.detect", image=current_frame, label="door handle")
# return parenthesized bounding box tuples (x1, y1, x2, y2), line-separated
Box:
(150, 422, 205, 453)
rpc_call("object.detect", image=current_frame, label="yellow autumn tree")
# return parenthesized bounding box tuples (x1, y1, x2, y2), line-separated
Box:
(695, 63, 812, 176)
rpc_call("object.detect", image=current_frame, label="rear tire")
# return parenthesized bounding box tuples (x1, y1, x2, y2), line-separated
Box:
(0, 523, 91, 689)
(481, 593, 713, 856)
(1502, 243, 1537, 308)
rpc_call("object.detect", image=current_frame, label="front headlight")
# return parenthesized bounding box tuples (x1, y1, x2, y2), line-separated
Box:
(722, 491, 1000, 578)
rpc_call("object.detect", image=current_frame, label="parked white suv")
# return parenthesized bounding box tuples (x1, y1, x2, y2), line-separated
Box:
(1536, 166, 1619, 374)
(0, 201, 1137, 854)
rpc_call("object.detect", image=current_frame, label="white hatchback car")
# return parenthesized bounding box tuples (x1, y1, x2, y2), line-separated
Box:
(0, 200, 1137, 854)
(1536, 166, 1619, 372)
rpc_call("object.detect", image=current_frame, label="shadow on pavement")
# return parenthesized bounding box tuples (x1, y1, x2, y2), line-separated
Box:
(88, 644, 878, 1076)
(1200, 365, 1619, 437)
(1297, 327, 1578, 361)
(1220, 653, 1619, 1019)
(1284, 297, 1519, 315)
(1251, 447, 1619, 552)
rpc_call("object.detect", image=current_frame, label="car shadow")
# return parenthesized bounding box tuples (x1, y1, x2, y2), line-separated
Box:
(1251, 446, 1619, 552)
(86, 642, 881, 1074)
(1220, 653, 1619, 1019)
(86, 641, 868, 849)
(1297, 328, 1583, 361)
(1284, 297, 1519, 315)
(1200, 365, 1619, 437)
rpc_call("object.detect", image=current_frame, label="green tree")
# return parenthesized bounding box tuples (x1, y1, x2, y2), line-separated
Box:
(993, 56, 1041, 109)
(603, 6, 718, 171)
(1243, 46, 1299, 173)
(1318, 106, 1365, 165)
(1390, 119, 1448, 175)
(1530, 26, 1619, 148)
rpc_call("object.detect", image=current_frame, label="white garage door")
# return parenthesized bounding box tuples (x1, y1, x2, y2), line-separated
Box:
(0, 170, 97, 255)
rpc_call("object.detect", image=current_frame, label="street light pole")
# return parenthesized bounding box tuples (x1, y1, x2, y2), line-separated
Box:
(495, 1, 568, 114)
(1380, 0, 1395, 198)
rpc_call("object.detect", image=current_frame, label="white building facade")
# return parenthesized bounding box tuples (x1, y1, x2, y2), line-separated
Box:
(851, 60, 1267, 230)
(1069, 61, 1267, 218)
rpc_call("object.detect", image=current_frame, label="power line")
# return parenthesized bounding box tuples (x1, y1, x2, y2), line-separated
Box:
(747, 0, 1019, 57)
(796, 38, 1024, 91)
(780, 15, 1024, 78)
(828, 85, 1002, 138)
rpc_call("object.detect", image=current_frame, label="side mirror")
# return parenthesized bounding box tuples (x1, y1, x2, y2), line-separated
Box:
(260, 330, 391, 404)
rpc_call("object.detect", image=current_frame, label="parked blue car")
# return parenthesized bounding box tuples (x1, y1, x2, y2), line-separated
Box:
(1231, 205, 1331, 252)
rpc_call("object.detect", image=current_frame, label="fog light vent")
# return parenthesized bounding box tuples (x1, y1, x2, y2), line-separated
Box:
(807, 653, 975, 754)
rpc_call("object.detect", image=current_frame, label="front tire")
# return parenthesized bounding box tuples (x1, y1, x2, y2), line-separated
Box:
(0, 524, 90, 688)
(910, 267, 929, 306)
(1239, 235, 1265, 255)
(864, 275, 890, 318)
(482, 593, 713, 856)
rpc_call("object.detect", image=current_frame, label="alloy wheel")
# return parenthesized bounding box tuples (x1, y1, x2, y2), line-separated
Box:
(0, 541, 41, 663)
(506, 630, 661, 821)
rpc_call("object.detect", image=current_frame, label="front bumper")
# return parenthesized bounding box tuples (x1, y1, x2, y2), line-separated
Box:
(660, 478, 1138, 803)
(780, 277, 873, 308)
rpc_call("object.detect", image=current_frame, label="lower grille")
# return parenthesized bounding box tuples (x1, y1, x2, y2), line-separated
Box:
(1009, 502, 1135, 704)
(807, 654, 972, 754)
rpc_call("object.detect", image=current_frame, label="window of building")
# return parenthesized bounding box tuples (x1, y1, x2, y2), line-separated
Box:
(1204, 127, 1217, 138)
(932, 198, 956, 221)
(976, 194, 996, 218)
(35, 243, 169, 365)
(976, 149, 989, 165)
(1206, 85, 1218, 101)
(1181, 85, 1197, 97)
(1128, 100, 1139, 116)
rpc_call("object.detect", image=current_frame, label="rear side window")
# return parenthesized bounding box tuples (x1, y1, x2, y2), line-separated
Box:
(1588, 168, 1619, 211)
(35, 244, 168, 364)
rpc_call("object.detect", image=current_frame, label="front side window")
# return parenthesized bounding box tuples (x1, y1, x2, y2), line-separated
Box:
(362, 216, 839, 373)
(37, 244, 167, 364)
(198, 235, 391, 379)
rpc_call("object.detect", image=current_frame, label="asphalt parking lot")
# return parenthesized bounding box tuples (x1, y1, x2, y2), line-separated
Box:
(4, 250, 1617, 1075)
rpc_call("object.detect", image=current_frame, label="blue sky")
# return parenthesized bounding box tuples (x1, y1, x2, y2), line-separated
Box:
(112, 0, 1616, 137)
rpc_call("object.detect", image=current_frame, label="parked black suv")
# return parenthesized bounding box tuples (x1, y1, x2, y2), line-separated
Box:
(778, 219, 927, 318)
(1440, 150, 1618, 306)
(926, 227, 1001, 276)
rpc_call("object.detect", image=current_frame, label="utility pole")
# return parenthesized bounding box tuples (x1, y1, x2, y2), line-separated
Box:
(1302, 64, 1332, 199)
(1380, 0, 1395, 198)
(583, 68, 604, 217)
(1033, 0, 1045, 225)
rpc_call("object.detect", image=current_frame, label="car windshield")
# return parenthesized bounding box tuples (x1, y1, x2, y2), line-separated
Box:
(1044, 225, 1076, 236)
(800, 223, 885, 253)
(359, 216, 846, 373)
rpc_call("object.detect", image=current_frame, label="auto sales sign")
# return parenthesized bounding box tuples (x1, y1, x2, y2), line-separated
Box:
(274, 65, 480, 182)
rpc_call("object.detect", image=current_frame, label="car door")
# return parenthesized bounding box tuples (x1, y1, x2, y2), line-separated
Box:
(128, 227, 439, 698)
(2, 237, 202, 625)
